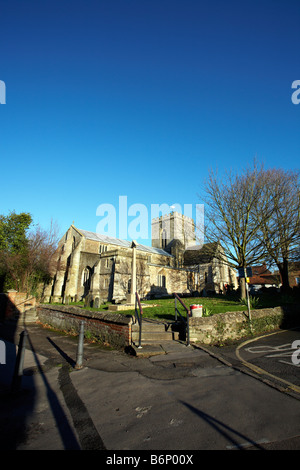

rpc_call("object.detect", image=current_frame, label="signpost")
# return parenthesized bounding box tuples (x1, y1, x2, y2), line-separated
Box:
(238, 267, 253, 278)
(238, 267, 253, 331)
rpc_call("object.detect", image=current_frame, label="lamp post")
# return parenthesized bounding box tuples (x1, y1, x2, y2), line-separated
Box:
(127, 240, 137, 305)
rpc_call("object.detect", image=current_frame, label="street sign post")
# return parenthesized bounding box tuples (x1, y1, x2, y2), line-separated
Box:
(238, 267, 253, 278)
(238, 267, 253, 331)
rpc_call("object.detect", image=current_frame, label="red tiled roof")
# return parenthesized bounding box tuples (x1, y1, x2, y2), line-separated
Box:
(248, 264, 276, 285)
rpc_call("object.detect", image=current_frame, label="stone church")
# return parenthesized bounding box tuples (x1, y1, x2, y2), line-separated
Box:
(43, 212, 237, 306)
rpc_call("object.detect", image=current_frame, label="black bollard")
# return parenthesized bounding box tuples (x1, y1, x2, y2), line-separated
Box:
(75, 321, 85, 370)
(11, 330, 28, 393)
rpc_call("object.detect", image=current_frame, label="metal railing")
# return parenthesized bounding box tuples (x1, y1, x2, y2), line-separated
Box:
(174, 293, 190, 346)
(135, 292, 143, 348)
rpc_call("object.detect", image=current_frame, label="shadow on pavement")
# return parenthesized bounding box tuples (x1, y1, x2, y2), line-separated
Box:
(27, 333, 81, 449)
(180, 401, 265, 450)
(0, 293, 82, 449)
(47, 336, 76, 367)
(0, 297, 37, 449)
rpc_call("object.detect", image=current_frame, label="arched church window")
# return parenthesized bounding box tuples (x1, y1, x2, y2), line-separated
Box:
(161, 229, 167, 249)
(157, 274, 166, 288)
(82, 267, 91, 288)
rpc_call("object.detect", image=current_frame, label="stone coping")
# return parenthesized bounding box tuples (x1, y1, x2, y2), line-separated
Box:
(189, 304, 299, 325)
(37, 304, 133, 325)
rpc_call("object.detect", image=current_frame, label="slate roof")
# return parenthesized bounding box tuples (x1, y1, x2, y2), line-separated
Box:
(185, 242, 219, 263)
(77, 228, 173, 257)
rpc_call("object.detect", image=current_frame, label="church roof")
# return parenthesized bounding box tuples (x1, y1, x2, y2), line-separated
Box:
(168, 239, 184, 248)
(77, 228, 173, 257)
(184, 242, 219, 263)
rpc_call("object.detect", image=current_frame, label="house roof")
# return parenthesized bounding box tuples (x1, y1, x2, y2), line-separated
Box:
(76, 228, 173, 257)
(289, 261, 300, 272)
(250, 264, 271, 276)
(247, 264, 277, 285)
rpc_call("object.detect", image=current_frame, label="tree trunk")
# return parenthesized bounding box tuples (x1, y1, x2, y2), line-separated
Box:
(278, 258, 291, 293)
(240, 277, 246, 299)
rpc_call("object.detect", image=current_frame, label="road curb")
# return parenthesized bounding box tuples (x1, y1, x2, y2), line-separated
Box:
(191, 341, 300, 402)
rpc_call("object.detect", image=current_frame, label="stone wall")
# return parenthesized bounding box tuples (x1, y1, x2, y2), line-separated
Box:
(37, 304, 132, 349)
(189, 305, 300, 345)
(151, 211, 196, 250)
(0, 290, 37, 322)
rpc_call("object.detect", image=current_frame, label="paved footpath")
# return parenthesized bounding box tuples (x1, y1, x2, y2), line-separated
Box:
(1, 320, 300, 452)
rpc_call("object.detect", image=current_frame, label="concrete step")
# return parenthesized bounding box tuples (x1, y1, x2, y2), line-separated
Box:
(131, 324, 172, 333)
(130, 341, 191, 357)
(132, 320, 183, 330)
(131, 320, 185, 345)
(132, 332, 180, 342)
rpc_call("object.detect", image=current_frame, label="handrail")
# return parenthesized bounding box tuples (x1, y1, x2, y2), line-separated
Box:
(174, 293, 189, 313)
(174, 293, 190, 346)
(135, 292, 143, 348)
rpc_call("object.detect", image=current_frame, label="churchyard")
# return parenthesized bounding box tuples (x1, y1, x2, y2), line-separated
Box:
(51, 290, 299, 322)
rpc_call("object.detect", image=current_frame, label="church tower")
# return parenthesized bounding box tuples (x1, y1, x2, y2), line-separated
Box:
(151, 211, 196, 251)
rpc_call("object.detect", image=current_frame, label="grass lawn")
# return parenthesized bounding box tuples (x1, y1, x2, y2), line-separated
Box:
(127, 296, 247, 321)
(57, 291, 299, 322)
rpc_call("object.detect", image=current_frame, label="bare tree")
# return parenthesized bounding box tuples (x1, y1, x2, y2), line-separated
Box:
(25, 219, 61, 295)
(199, 161, 267, 298)
(0, 216, 60, 296)
(254, 168, 300, 292)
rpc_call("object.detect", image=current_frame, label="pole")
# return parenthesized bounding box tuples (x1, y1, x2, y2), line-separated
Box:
(138, 318, 142, 349)
(187, 309, 190, 346)
(244, 267, 252, 332)
(75, 320, 85, 369)
(11, 330, 28, 393)
(135, 292, 143, 349)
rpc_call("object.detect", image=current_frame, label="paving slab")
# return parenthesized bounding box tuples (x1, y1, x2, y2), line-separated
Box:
(131, 340, 195, 357)
(2, 321, 300, 451)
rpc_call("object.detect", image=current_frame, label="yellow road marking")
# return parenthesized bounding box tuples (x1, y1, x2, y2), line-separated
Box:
(236, 330, 300, 395)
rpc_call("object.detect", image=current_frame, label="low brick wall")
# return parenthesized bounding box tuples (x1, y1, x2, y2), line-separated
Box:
(37, 305, 132, 349)
(189, 304, 300, 345)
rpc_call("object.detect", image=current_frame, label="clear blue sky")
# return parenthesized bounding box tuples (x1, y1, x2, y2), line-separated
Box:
(1, 0, 299, 245)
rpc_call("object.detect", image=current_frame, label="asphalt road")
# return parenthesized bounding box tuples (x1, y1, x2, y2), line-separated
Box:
(204, 327, 300, 399)
(1, 321, 300, 452)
